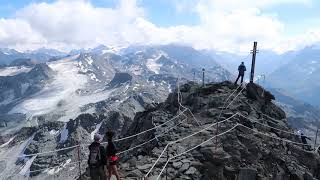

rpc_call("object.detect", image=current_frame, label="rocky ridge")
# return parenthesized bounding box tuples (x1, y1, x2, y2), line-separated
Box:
(105, 81, 320, 180)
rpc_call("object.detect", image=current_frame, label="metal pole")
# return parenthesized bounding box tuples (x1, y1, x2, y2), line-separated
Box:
(215, 120, 219, 151)
(166, 147, 169, 180)
(178, 78, 181, 112)
(202, 68, 205, 87)
(77, 142, 82, 180)
(314, 128, 319, 150)
(193, 71, 196, 82)
(250, 41, 258, 83)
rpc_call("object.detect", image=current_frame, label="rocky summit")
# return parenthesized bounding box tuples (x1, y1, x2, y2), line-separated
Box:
(88, 81, 320, 180)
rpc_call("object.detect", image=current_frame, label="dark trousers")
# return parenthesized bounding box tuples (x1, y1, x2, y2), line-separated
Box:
(302, 143, 311, 151)
(90, 166, 106, 180)
(235, 73, 244, 84)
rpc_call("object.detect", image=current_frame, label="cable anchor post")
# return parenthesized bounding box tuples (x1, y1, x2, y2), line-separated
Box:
(76, 138, 82, 180)
(314, 128, 319, 150)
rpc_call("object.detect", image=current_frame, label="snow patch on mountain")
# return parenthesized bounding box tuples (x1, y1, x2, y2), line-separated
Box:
(8, 55, 113, 121)
(90, 121, 103, 140)
(0, 134, 35, 178)
(59, 124, 69, 143)
(146, 53, 166, 74)
(0, 136, 16, 148)
(9, 55, 85, 116)
(146, 58, 162, 74)
(19, 155, 37, 176)
(86, 56, 93, 65)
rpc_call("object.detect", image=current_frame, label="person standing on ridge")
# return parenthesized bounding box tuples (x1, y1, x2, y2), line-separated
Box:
(88, 134, 107, 180)
(235, 62, 246, 85)
(106, 131, 120, 180)
(301, 133, 311, 150)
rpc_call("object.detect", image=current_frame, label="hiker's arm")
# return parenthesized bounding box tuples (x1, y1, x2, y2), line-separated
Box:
(87, 146, 90, 165)
(114, 143, 118, 154)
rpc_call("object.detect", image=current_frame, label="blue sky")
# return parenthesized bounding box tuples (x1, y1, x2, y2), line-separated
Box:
(1, 0, 318, 29)
(0, 0, 320, 53)
(0, 0, 200, 26)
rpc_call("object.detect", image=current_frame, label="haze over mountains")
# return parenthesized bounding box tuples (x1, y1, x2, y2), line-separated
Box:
(1, 43, 320, 107)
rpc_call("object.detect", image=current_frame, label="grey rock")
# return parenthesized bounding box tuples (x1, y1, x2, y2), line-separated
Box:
(172, 161, 183, 169)
(238, 168, 257, 180)
(185, 167, 197, 175)
(179, 163, 190, 172)
(126, 169, 143, 178)
(137, 164, 152, 171)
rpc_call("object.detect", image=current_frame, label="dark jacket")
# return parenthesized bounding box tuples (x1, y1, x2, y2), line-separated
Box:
(301, 134, 311, 144)
(106, 140, 117, 157)
(238, 64, 246, 75)
(88, 142, 107, 166)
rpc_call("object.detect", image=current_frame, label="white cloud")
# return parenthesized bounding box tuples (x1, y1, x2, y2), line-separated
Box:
(1, 0, 145, 51)
(277, 27, 320, 51)
(195, 0, 312, 11)
(0, 0, 319, 54)
(0, 18, 45, 47)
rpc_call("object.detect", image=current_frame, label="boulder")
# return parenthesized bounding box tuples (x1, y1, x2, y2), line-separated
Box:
(246, 83, 274, 104)
(185, 167, 197, 175)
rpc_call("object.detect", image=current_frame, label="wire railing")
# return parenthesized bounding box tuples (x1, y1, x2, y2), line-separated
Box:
(152, 112, 319, 180)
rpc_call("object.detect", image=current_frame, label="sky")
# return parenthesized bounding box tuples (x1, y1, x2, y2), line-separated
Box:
(1, 0, 320, 54)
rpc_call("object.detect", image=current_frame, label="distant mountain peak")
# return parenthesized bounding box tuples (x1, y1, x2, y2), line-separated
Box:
(0, 48, 20, 55)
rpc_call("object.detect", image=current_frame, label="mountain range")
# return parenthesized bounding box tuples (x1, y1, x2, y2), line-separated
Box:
(0, 44, 320, 179)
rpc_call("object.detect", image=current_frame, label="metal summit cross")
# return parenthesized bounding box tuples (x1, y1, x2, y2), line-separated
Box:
(250, 41, 259, 83)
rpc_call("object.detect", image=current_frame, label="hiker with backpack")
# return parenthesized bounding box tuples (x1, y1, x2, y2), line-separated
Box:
(235, 62, 246, 85)
(88, 134, 107, 180)
(106, 131, 120, 180)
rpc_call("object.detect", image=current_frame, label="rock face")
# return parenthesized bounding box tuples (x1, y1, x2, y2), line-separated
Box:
(9, 58, 37, 67)
(246, 82, 275, 103)
(116, 81, 320, 180)
(0, 63, 55, 113)
(107, 72, 133, 88)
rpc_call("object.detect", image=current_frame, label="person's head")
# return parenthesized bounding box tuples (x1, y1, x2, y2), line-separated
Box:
(106, 131, 114, 141)
(241, 62, 244, 65)
(94, 134, 102, 143)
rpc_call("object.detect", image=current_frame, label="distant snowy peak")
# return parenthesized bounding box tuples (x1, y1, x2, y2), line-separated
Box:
(69, 44, 126, 56)
(102, 46, 126, 55)
(28, 48, 67, 57)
